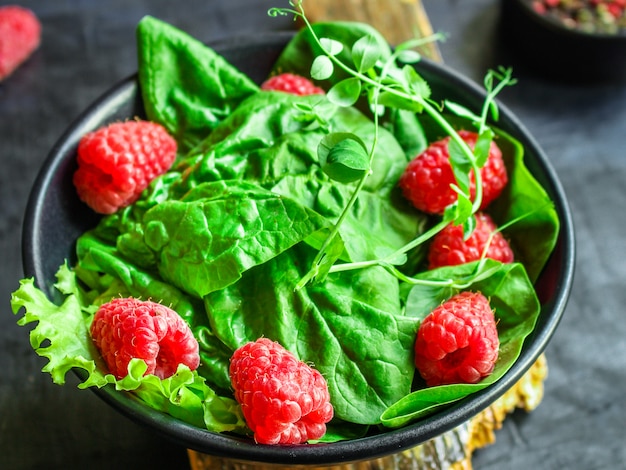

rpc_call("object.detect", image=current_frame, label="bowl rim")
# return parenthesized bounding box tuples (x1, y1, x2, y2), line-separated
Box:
(21, 31, 576, 465)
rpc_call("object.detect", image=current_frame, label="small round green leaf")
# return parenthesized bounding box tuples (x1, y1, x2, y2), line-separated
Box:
(352, 34, 382, 72)
(311, 55, 334, 80)
(320, 37, 344, 56)
(327, 77, 362, 107)
(318, 132, 370, 183)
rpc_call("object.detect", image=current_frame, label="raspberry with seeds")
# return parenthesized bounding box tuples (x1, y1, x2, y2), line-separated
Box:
(229, 338, 334, 445)
(414, 291, 499, 386)
(428, 212, 514, 269)
(399, 130, 508, 215)
(261, 73, 325, 95)
(90, 297, 200, 380)
(0, 6, 41, 81)
(73, 120, 177, 214)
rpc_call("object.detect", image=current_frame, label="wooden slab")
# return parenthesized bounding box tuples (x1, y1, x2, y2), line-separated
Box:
(302, 0, 443, 62)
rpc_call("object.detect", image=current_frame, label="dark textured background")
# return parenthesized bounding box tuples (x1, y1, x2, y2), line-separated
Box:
(1, 1, 624, 468)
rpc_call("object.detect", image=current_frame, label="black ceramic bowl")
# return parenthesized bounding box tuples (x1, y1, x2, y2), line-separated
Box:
(22, 32, 575, 466)
(499, 0, 626, 82)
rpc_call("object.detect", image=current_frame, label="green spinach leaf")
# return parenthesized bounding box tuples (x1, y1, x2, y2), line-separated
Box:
(169, 92, 409, 197)
(204, 243, 418, 425)
(120, 180, 330, 297)
(137, 16, 259, 152)
(272, 175, 424, 264)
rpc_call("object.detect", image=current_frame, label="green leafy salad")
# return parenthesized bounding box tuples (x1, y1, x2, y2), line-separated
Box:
(11, 2, 559, 442)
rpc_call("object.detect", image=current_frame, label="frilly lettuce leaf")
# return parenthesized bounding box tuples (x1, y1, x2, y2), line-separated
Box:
(11, 267, 98, 385)
(10, 264, 246, 434)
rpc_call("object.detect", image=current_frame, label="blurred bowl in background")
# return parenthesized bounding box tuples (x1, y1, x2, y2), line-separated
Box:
(499, 0, 626, 82)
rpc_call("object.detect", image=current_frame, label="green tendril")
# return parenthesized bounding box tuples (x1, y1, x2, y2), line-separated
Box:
(270, 0, 517, 288)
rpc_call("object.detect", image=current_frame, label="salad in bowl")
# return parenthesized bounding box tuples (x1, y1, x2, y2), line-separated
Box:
(11, 1, 573, 465)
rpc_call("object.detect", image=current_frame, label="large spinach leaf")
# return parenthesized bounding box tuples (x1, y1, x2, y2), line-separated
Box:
(204, 243, 418, 425)
(76, 232, 203, 325)
(140, 89, 425, 265)
(169, 92, 410, 196)
(488, 130, 560, 282)
(136, 16, 259, 152)
(272, 174, 424, 263)
(115, 179, 330, 298)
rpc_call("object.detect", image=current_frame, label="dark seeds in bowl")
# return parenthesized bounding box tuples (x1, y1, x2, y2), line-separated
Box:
(500, 0, 626, 82)
(528, 0, 626, 35)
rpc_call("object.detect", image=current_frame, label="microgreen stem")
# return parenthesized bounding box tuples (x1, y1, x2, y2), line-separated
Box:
(310, 131, 378, 273)
(380, 263, 471, 289)
(478, 68, 516, 135)
(328, 218, 449, 274)
(277, 2, 482, 202)
(273, 1, 515, 286)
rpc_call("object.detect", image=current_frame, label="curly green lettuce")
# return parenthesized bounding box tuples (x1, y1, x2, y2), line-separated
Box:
(10, 264, 246, 434)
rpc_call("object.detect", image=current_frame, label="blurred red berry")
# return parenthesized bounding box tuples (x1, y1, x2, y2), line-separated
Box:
(261, 73, 325, 95)
(0, 6, 41, 81)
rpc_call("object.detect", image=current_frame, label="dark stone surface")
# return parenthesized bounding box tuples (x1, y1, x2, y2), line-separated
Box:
(1, 0, 623, 468)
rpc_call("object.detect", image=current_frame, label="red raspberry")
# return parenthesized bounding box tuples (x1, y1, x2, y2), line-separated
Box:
(229, 338, 334, 445)
(606, 3, 623, 17)
(261, 73, 325, 95)
(73, 120, 177, 214)
(531, 1, 547, 14)
(90, 297, 200, 380)
(414, 291, 499, 386)
(428, 212, 514, 269)
(399, 130, 508, 215)
(0, 6, 41, 81)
